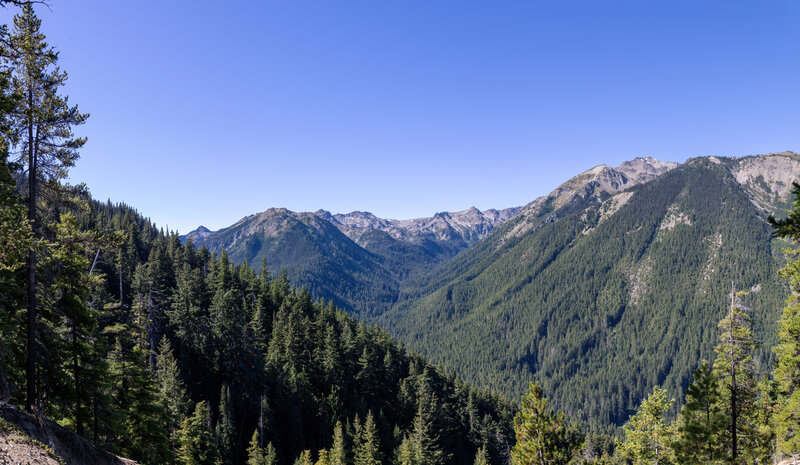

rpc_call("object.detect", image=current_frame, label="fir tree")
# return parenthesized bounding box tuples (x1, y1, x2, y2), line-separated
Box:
(712, 287, 759, 464)
(108, 340, 170, 464)
(473, 445, 489, 465)
(315, 449, 330, 465)
(510, 381, 572, 465)
(617, 386, 677, 465)
(329, 420, 347, 465)
(156, 336, 189, 453)
(216, 384, 235, 465)
(177, 401, 219, 465)
(404, 373, 447, 465)
(768, 185, 800, 459)
(675, 361, 726, 463)
(0, 36, 26, 403)
(50, 212, 102, 436)
(247, 429, 269, 465)
(7, 3, 88, 410)
(353, 411, 382, 465)
(295, 450, 313, 465)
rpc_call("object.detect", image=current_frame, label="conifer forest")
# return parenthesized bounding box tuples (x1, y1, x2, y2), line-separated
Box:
(2, 2, 800, 465)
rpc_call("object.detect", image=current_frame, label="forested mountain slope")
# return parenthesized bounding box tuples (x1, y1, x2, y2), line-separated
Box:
(382, 153, 800, 432)
(183, 206, 520, 318)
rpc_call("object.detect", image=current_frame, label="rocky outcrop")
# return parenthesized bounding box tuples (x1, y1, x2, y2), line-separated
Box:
(0, 402, 136, 465)
(507, 157, 679, 239)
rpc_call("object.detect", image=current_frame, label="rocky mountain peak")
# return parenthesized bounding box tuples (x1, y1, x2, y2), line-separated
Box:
(616, 157, 679, 183)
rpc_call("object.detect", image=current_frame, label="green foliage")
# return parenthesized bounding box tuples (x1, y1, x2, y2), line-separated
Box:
(353, 411, 381, 465)
(177, 401, 219, 465)
(294, 450, 313, 465)
(6, 0, 89, 412)
(511, 382, 573, 465)
(712, 289, 762, 464)
(768, 182, 800, 458)
(329, 421, 346, 465)
(247, 430, 277, 465)
(215, 384, 235, 465)
(675, 361, 726, 463)
(108, 340, 170, 464)
(384, 159, 786, 432)
(617, 386, 677, 465)
(156, 336, 189, 453)
(473, 445, 489, 465)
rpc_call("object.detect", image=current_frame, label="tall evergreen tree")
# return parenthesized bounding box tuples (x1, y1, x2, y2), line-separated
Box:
(177, 401, 219, 465)
(617, 386, 677, 465)
(0, 24, 26, 404)
(329, 420, 347, 465)
(216, 383, 236, 465)
(712, 288, 759, 464)
(768, 183, 800, 459)
(295, 450, 313, 465)
(6, 3, 88, 410)
(675, 361, 726, 464)
(156, 336, 189, 454)
(108, 340, 170, 464)
(473, 445, 489, 465)
(510, 382, 572, 465)
(353, 411, 382, 465)
(49, 212, 102, 436)
(247, 429, 274, 465)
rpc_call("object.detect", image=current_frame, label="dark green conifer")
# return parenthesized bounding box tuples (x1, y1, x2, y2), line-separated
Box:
(617, 386, 676, 465)
(177, 401, 219, 465)
(7, 3, 88, 410)
(768, 185, 800, 458)
(676, 361, 726, 463)
(511, 382, 572, 465)
(353, 411, 382, 465)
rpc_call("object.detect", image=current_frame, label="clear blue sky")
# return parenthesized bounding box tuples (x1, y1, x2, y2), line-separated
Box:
(4, 1, 799, 233)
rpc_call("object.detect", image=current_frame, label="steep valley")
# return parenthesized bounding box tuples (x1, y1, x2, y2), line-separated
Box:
(186, 152, 800, 431)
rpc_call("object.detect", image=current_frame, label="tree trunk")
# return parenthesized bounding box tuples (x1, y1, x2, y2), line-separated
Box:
(72, 326, 83, 436)
(25, 85, 36, 412)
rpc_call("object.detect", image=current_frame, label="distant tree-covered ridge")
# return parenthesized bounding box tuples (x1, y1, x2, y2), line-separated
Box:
(386, 153, 800, 432)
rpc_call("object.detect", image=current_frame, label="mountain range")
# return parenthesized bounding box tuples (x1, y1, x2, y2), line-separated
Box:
(183, 202, 521, 317)
(184, 152, 800, 430)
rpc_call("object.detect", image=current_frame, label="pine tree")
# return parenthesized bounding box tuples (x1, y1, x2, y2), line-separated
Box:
(7, 3, 88, 410)
(216, 384, 236, 465)
(473, 445, 490, 465)
(49, 212, 102, 436)
(353, 411, 382, 465)
(108, 340, 170, 464)
(247, 429, 267, 465)
(712, 287, 759, 464)
(329, 420, 347, 465)
(404, 373, 447, 465)
(768, 185, 800, 459)
(264, 443, 277, 465)
(0, 36, 26, 403)
(295, 450, 313, 465)
(156, 336, 189, 453)
(617, 386, 677, 465)
(177, 401, 219, 465)
(315, 449, 330, 465)
(395, 436, 414, 465)
(675, 361, 726, 463)
(510, 381, 572, 465)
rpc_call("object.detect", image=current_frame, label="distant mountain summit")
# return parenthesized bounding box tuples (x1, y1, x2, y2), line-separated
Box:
(182, 205, 522, 317)
(319, 206, 522, 244)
